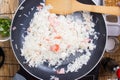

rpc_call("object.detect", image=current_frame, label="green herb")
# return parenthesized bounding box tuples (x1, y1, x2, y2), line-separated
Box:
(0, 18, 11, 37)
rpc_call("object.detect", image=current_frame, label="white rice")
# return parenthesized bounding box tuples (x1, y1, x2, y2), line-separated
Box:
(19, 6, 24, 10)
(21, 5, 97, 73)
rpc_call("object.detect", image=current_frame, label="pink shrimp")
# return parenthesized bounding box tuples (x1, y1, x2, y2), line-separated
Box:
(56, 68, 65, 74)
(50, 44, 60, 52)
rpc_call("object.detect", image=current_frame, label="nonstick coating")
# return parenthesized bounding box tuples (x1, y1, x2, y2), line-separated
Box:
(11, 0, 106, 79)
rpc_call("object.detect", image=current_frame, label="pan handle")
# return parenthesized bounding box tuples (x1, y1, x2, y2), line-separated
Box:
(0, 47, 5, 68)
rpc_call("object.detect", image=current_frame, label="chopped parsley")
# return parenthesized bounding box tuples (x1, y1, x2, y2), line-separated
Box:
(0, 18, 11, 37)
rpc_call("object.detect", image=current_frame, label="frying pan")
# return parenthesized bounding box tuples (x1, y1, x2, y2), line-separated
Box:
(11, 0, 106, 80)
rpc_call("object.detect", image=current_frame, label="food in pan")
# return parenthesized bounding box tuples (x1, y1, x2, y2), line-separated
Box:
(21, 5, 98, 73)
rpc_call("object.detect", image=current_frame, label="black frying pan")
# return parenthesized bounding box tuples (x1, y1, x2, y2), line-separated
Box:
(11, 0, 106, 80)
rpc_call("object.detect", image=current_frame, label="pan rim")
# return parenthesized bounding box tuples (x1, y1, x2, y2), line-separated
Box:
(10, 0, 107, 79)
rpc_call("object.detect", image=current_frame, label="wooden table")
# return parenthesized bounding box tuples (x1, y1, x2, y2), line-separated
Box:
(0, 0, 120, 80)
(0, 0, 19, 80)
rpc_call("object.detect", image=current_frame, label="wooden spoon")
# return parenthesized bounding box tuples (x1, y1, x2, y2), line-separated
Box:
(45, 0, 120, 16)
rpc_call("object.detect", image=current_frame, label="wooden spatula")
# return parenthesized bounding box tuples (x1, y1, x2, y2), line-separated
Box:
(45, 0, 120, 16)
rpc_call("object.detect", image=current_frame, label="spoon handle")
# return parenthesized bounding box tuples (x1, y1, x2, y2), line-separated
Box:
(72, 1, 120, 16)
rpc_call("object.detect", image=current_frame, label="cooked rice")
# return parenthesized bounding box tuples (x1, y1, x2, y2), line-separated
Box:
(21, 5, 97, 73)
